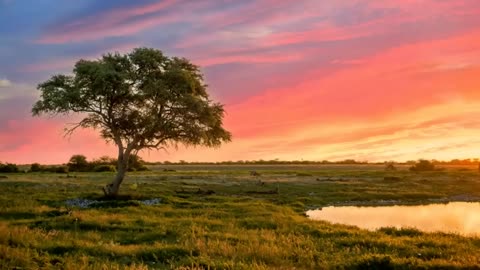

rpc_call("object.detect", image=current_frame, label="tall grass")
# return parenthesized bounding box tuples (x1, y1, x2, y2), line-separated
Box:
(0, 165, 479, 269)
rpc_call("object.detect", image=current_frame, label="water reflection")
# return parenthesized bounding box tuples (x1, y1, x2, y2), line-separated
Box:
(307, 202, 480, 235)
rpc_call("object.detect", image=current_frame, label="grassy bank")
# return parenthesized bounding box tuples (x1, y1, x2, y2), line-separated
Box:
(1, 165, 480, 269)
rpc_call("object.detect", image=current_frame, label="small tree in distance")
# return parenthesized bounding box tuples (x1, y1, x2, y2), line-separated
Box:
(409, 160, 435, 172)
(67, 154, 89, 172)
(33, 48, 231, 197)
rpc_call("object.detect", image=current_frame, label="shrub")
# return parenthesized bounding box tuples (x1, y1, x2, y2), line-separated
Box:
(93, 165, 116, 172)
(409, 160, 435, 172)
(65, 154, 149, 172)
(136, 165, 149, 171)
(42, 166, 69, 173)
(30, 163, 43, 172)
(67, 154, 89, 172)
(91, 156, 116, 166)
(0, 163, 19, 173)
(128, 155, 149, 171)
(27, 163, 68, 173)
(54, 166, 69, 174)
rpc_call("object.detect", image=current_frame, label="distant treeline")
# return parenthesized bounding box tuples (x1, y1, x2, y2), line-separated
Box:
(428, 159, 480, 165)
(0, 154, 148, 173)
(2, 158, 480, 174)
(146, 159, 370, 165)
(145, 158, 480, 166)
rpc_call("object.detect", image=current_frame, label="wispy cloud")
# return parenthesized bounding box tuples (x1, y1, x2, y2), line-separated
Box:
(3, 0, 480, 163)
(36, 0, 181, 44)
(22, 43, 140, 72)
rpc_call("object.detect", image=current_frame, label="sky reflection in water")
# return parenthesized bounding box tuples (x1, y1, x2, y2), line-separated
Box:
(307, 202, 480, 236)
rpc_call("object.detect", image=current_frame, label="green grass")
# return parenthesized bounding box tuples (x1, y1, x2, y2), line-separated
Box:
(1, 165, 480, 269)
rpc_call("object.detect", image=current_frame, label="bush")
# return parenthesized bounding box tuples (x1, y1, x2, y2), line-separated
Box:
(91, 156, 116, 166)
(30, 163, 43, 172)
(128, 155, 149, 171)
(410, 160, 435, 172)
(54, 166, 69, 174)
(93, 165, 116, 172)
(42, 166, 69, 173)
(67, 154, 89, 172)
(0, 163, 19, 173)
(27, 164, 68, 173)
(137, 166, 149, 171)
(65, 154, 149, 172)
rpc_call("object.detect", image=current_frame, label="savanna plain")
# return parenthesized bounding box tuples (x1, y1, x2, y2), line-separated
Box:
(1, 164, 480, 269)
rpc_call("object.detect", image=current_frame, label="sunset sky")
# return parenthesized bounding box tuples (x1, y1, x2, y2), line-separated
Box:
(1, 0, 480, 164)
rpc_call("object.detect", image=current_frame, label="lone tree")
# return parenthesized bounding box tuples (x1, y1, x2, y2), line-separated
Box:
(67, 154, 89, 172)
(32, 48, 231, 197)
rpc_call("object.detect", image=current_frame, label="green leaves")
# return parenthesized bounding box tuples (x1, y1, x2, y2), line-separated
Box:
(33, 47, 231, 152)
(32, 75, 75, 115)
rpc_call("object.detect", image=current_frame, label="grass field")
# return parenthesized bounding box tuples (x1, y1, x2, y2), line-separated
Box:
(1, 164, 480, 269)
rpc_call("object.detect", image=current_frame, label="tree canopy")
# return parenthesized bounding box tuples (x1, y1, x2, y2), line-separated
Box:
(67, 154, 89, 172)
(32, 48, 231, 196)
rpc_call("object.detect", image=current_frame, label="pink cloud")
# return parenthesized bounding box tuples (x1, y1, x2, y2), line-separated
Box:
(37, 16, 178, 44)
(201, 0, 311, 28)
(196, 51, 303, 67)
(223, 29, 480, 140)
(36, 0, 186, 44)
(22, 43, 140, 72)
(261, 23, 374, 47)
(178, 0, 480, 53)
(6, 1, 480, 163)
(258, 0, 466, 48)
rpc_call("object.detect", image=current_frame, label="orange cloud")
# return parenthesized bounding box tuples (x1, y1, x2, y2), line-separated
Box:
(5, 1, 480, 163)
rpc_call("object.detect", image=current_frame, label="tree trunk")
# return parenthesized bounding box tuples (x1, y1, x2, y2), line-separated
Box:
(103, 151, 130, 198)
